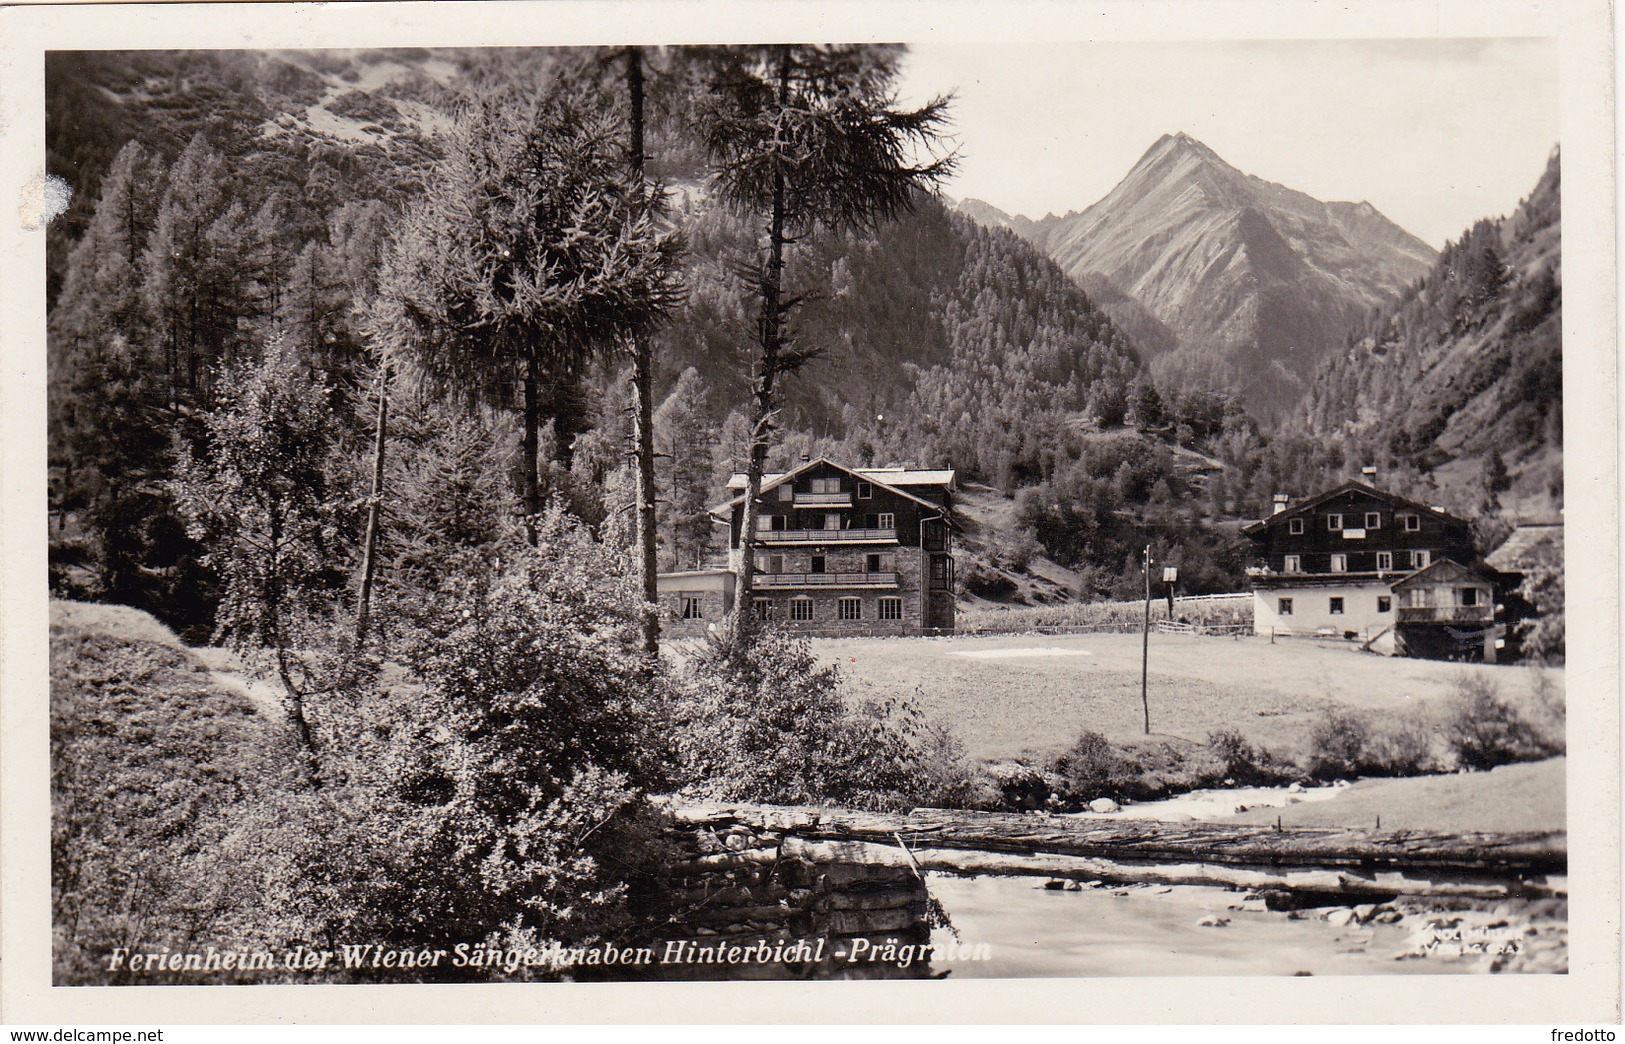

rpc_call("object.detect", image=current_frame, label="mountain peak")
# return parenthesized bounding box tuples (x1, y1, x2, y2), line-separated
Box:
(1025, 134, 1438, 419)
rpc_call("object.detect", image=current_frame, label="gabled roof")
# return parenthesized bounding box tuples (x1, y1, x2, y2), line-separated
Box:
(1390, 557, 1496, 589)
(723, 464, 956, 490)
(1241, 481, 1468, 536)
(708, 456, 953, 518)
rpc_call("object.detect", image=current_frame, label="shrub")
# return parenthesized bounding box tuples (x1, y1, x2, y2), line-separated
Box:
(1366, 717, 1436, 776)
(1204, 728, 1297, 785)
(288, 507, 676, 980)
(1305, 709, 1372, 780)
(671, 632, 980, 812)
(1304, 708, 1438, 779)
(1052, 730, 1135, 799)
(1444, 674, 1565, 770)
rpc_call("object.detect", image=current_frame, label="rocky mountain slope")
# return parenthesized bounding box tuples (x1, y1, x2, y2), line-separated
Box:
(1295, 149, 1562, 522)
(958, 134, 1437, 420)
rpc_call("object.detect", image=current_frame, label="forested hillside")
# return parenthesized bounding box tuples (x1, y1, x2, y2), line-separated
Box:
(44, 47, 1563, 635)
(52, 45, 1264, 634)
(1296, 150, 1562, 523)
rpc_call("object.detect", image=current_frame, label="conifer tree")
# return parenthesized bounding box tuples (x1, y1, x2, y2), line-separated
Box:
(365, 89, 683, 547)
(654, 366, 718, 570)
(48, 140, 172, 603)
(695, 45, 954, 647)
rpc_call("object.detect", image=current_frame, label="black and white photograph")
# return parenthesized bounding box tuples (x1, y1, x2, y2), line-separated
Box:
(0, 0, 1616, 1028)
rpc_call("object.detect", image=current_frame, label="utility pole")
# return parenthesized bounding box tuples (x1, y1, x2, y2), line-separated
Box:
(1140, 543, 1152, 735)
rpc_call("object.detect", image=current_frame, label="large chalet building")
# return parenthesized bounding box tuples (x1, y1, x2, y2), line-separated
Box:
(1243, 481, 1515, 661)
(657, 458, 956, 636)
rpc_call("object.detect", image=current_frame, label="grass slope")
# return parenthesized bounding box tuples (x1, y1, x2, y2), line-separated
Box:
(1224, 757, 1565, 834)
(50, 601, 302, 983)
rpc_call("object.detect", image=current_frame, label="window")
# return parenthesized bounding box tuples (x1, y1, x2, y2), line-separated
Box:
(838, 598, 862, 621)
(1377, 596, 1392, 613)
(1365, 512, 1382, 530)
(777, 483, 794, 501)
(1408, 588, 1430, 608)
(824, 513, 843, 530)
(1283, 554, 1302, 573)
(810, 555, 826, 574)
(753, 598, 774, 620)
(866, 552, 895, 573)
(790, 598, 814, 621)
(857, 481, 874, 499)
(877, 512, 895, 531)
(1399, 513, 1420, 532)
(1411, 550, 1431, 569)
(757, 514, 784, 532)
(1460, 587, 1480, 607)
(755, 553, 785, 573)
(1327, 513, 1343, 531)
(878, 597, 903, 621)
(1278, 597, 1294, 616)
(1329, 596, 1345, 615)
(680, 595, 703, 620)
(1330, 554, 1348, 572)
(810, 477, 841, 494)
(930, 556, 952, 581)
(1288, 517, 1304, 535)
(1376, 551, 1393, 572)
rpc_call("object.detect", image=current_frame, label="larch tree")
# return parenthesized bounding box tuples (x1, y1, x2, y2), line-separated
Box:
(364, 88, 684, 552)
(654, 365, 718, 570)
(46, 139, 207, 615)
(693, 44, 955, 648)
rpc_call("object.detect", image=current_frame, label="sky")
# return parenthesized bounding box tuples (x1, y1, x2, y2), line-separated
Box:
(895, 38, 1558, 249)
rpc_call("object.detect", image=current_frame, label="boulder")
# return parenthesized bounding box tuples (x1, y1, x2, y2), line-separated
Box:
(1089, 797, 1121, 814)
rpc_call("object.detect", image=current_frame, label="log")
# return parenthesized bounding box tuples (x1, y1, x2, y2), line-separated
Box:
(902, 848, 1566, 900)
(667, 801, 1565, 877)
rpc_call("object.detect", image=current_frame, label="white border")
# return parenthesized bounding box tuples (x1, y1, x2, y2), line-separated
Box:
(0, 0, 1616, 1026)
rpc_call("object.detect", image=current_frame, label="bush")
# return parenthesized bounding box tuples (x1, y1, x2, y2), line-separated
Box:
(671, 632, 981, 812)
(1051, 728, 1297, 807)
(1305, 710, 1372, 780)
(1366, 716, 1436, 776)
(1444, 674, 1564, 770)
(1204, 728, 1295, 785)
(1052, 730, 1135, 798)
(1304, 709, 1437, 779)
(288, 507, 676, 980)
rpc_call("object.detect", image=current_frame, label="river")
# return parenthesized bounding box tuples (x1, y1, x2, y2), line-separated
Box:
(926, 874, 1523, 977)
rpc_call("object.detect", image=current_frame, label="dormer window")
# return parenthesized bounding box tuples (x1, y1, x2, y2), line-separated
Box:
(1288, 517, 1304, 535)
(1326, 513, 1343, 531)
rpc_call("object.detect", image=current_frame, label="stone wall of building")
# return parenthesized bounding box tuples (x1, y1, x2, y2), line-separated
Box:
(658, 587, 731, 638)
(747, 546, 929, 636)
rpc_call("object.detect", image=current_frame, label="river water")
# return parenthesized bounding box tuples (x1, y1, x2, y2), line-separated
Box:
(927, 875, 1478, 977)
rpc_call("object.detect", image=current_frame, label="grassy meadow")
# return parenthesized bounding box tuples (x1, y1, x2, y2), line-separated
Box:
(813, 630, 1563, 765)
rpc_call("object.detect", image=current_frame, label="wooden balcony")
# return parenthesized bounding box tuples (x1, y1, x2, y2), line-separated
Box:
(1396, 605, 1494, 625)
(756, 527, 897, 544)
(756, 571, 899, 589)
(794, 492, 852, 507)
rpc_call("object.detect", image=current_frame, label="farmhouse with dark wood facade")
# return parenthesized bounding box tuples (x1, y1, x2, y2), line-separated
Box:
(657, 458, 956, 636)
(1243, 481, 1517, 661)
